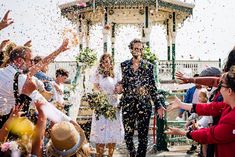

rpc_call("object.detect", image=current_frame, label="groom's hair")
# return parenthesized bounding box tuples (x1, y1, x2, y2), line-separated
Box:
(128, 39, 142, 50)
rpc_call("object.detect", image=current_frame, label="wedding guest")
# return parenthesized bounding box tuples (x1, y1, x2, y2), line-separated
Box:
(45, 121, 91, 157)
(176, 74, 201, 121)
(90, 53, 124, 157)
(51, 68, 69, 112)
(166, 65, 235, 157)
(0, 39, 71, 129)
(33, 56, 53, 92)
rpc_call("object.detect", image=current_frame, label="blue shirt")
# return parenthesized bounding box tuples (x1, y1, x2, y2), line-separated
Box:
(34, 71, 53, 92)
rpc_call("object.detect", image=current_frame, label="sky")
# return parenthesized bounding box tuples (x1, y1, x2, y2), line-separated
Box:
(1, 0, 235, 63)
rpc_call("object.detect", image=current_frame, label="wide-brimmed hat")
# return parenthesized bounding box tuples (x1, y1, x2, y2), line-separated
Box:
(46, 121, 85, 157)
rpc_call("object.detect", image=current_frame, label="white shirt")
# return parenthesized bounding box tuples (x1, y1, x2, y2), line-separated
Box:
(52, 81, 64, 105)
(192, 88, 201, 104)
(0, 65, 71, 123)
(0, 65, 26, 115)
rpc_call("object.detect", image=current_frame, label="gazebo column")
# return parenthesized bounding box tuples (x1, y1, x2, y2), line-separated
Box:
(103, 7, 108, 53)
(85, 20, 90, 48)
(78, 15, 83, 51)
(172, 12, 176, 80)
(166, 19, 171, 61)
(143, 6, 150, 47)
(111, 22, 116, 59)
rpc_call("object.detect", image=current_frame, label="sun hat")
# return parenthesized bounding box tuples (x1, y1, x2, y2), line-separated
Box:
(46, 121, 85, 157)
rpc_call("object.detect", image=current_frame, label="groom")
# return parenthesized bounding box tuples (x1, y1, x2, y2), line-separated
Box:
(115, 39, 164, 157)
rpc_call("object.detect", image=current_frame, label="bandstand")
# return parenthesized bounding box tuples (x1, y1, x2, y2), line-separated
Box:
(59, 0, 195, 79)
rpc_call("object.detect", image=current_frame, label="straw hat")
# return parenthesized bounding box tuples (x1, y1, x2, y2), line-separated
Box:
(46, 121, 86, 157)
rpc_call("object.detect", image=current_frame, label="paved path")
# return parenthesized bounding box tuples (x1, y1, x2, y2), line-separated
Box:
(91, 136, 198, 157)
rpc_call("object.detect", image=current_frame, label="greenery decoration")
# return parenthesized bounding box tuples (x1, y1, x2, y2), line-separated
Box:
(143, 47, 158, 64)
(75, 48, 97, 71)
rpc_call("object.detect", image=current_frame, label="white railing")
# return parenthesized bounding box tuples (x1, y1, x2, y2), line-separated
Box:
(158, 60, 221, 80)
(47, 60, 221, 81)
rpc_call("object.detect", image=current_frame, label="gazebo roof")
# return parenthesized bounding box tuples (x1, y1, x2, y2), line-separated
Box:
(60, 0, 194, 15)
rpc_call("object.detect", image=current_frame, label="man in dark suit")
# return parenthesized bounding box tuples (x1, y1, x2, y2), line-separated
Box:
(115, 39, 164, 157)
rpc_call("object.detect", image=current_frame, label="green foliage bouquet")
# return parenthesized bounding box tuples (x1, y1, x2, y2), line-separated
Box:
(143, 47, 158, 64)
(75, 48, 97, 70)
(83, 92, 117, 120)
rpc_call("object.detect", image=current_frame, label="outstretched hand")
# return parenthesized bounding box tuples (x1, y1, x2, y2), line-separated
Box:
(0, 10, 14, 30)
(9, 104, 24, 118)
(165, 127, 186, 136)
(167, 96, 182, 112)
(176, 71, 191, 84)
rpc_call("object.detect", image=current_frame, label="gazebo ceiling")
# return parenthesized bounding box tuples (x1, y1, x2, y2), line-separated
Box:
(60, 0, 194, 15)
(59, 0, 194, 26)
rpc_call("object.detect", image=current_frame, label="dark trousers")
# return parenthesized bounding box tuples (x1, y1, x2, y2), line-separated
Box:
(122, 103, 152, 157)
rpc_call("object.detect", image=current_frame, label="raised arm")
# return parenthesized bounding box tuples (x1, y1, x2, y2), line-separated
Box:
(31, 101, 47, 157)
(28, 39, 69, 76)
(0, 10, 14, 31)
(176, 71, 220, 87)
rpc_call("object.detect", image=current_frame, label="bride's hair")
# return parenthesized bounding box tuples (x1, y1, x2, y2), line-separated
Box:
(98, 53, 114, 78)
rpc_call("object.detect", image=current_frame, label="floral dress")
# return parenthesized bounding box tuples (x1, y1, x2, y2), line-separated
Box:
(89, 71, 124, 144)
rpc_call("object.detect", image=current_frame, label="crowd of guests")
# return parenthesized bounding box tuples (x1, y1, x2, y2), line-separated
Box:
(0, 10, 91, 157)
(166, 47, 235, 157)
(1, 9, 235, 157)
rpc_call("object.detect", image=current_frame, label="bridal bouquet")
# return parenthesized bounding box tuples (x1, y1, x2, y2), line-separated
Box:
(83, 92, 117, 120)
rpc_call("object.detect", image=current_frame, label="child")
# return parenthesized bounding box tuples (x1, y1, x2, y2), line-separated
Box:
(185, 89, 212, 156)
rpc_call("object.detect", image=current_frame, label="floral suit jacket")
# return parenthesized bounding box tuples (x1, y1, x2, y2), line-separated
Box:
(119, 59, 162, 111)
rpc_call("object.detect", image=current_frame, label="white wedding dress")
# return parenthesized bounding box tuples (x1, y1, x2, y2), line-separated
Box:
(89, 71, 124, 144)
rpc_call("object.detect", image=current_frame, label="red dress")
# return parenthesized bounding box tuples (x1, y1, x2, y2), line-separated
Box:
(190, 102, 235, 157)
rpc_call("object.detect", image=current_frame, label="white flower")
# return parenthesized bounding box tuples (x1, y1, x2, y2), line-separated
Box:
(1, 141, 19, 152)
(9, 141, 19, 151)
